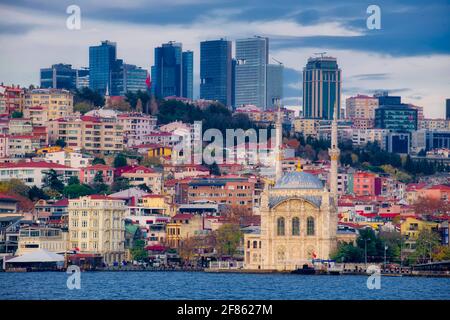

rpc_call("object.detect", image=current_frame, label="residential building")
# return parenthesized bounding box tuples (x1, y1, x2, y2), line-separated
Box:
(348, 172, 382, 196)
(187, 177, 255, 212)
(43, 151, 93, 168)
(303, 56, 341, 119)
(117, 113, 157, 147)
(0, 161, 79, 187)
(80, 164, 114, 185)
(47, 115, 124, 154)
(16, 227, 68, 255)
(235, 36, 269, 109)
(166, 214, 205, 248)
(200, 39, 232, 107)
(7, 135, 41, 158)
(23, 106, 48, 126)
(68, 195, 127, 264)
(293, 118, 319, 137)
(346, 95, 378, 120)
(118, 165, 163, 194)
(23, 88, 73, 120)
(0, 85, 23, 115)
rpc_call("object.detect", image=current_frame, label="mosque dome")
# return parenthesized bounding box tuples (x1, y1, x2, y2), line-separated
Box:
(274, 171, 324, 190)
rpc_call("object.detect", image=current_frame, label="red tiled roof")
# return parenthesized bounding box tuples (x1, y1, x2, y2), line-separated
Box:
(53, 198, 69, 206)
(172, 214, 194, 220)
(119, 165, 156, 174)
(0, 161, 76, 170)
(83, 164, 113, 170)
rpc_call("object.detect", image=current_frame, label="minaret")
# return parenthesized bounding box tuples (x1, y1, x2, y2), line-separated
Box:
(329, 101, 340, 201)
(275, 99, 283, 181)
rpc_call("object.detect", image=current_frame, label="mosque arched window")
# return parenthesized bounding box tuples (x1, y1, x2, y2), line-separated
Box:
(277, 217, 285, 236)
(307, 216, 315, 236)
(292, 217, 300, 236)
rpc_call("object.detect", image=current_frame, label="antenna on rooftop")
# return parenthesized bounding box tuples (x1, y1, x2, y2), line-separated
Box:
(314, 52, 327, 58)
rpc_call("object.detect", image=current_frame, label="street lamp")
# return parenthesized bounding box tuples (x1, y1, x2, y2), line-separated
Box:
(384, 244, 388, 270)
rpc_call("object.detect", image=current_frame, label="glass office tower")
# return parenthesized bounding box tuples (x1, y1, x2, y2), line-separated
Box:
(40, 64, 77, 90)
(89, 40, 117, 95)
(151, 42, 182, 98)
(303, 56, 341, 119)
(200, 39, 232, 107)
(266, 63, 284, 109)
(235, 36, 269, 109)
(182, 51, 194, 99)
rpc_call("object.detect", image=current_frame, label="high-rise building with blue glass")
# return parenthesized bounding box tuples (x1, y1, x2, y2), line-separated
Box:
(40, 64, 77, 90)
(151, 42, 182, 98)
(303, 56, 341, 119)
(182, 51, 193, 99)
(235, 36, 269, 109)
(266, 63, 284, 108)
(89, 40, 117, 95)
(111, 60, 148, 96)
(200, 39, 232, 107)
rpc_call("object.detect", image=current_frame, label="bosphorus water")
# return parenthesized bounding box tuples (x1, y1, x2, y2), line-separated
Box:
(1, 272, 449, 300)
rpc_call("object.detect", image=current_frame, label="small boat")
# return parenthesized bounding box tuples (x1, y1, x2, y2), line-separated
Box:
(292, 264, 316, 275)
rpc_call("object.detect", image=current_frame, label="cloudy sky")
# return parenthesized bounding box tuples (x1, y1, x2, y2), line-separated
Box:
(0, 0, 449, 117)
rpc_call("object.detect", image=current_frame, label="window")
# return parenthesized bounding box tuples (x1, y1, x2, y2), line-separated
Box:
(307, 217, 315, 236)
(292, 217, 300, 236)
(277, 217, 285, 236)
(253, 241, 258, 249)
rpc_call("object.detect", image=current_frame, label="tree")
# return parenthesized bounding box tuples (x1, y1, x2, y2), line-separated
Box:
(55, 139, 67, 148)
(413, 196, 450, 216)
(433, 246, 450, 261)
(43, 169, 64, 193)
(74, 87, 105, 107)
(110, 177, 130, 192)
(68, 176, 80, 185)
(0, 179, 30, 197)
(92, 157, 106, 165)
(130, 239, 147, 261)
(74, 102, 94, 115)
(28, 186, 49, 201)
(92, 171, 108, 193)
(113, 154, 128, 168)
(63, 183, 94, 198)
(409, 229, 441, 264)
(214, 224, 242, 257)
(331, 242, 364, 263)
(11, 111, 23, 118)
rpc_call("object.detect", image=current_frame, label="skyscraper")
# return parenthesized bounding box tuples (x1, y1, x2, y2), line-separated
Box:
(266, 63, 284, 109)
(182, 51, 193, 99)
(111, 60, 148, 96)
(303, 56, 341, 119)
(40, 64, 77, 90)
(89, 40, 117, 95)
(200, 39, 232, 107)
(446, 99, 450, 120)
(235, 36, 269, 109)
(151, 42, 182, 98)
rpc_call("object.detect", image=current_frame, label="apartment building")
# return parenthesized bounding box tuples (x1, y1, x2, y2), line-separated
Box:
(187, 176, 256, 212)
(117, 113, 157, 147)
(23, 88, 73, 120)
(68, 195, 127, 264)
(47, 115, 124, 154)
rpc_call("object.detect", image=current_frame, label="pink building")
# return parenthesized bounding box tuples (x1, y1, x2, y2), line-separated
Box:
(80, 164, 114, 185)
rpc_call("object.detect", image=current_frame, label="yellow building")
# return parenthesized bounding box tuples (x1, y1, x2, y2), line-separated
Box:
(166, 214, 204, 248)
(293, 118, 319, 137)
(148, 145, 172, 158)
(68, 195, 127, 264)
(16, 227, 68, 255)
(137, 194, 171, 215)
(23, 88, 73, 121)
(400, 217, 439, 240)
(120, 165, 163, 194)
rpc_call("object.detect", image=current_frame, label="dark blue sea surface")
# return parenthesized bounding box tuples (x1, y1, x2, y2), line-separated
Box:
(1, 272, 449, 300)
